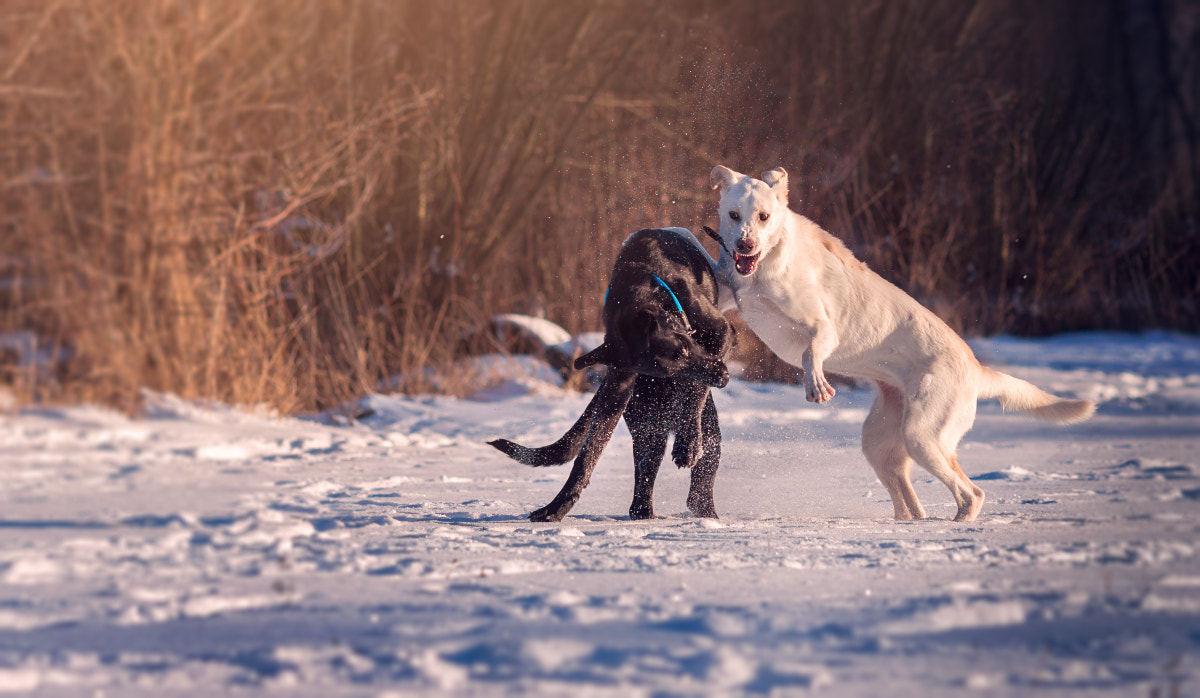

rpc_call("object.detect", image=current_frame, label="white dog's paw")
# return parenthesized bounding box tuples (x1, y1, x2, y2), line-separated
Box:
(805, 375, 836, 403)
(807, 388, 836, 403)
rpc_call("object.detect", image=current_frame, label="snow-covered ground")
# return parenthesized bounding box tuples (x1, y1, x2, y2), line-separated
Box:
(1, 332, 1198, 696)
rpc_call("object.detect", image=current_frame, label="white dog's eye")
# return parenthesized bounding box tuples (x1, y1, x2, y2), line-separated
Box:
(758, 211, 769, 222)
(729, 211, 740, 222)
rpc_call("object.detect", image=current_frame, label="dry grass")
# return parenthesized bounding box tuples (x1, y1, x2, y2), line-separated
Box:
(1, 0, 1197, 410)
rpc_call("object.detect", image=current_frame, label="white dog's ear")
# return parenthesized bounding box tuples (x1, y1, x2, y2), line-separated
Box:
(761, 167, 789, 205)
(710, 165, 741, 193)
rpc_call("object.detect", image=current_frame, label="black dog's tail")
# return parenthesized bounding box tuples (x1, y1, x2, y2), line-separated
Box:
(487, 392, 601, 466)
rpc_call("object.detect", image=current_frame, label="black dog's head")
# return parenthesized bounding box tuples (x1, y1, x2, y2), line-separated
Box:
(574, 305, 729, 388)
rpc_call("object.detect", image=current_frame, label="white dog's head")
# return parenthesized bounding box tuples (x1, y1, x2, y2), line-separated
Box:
(710, 165, 789, 277)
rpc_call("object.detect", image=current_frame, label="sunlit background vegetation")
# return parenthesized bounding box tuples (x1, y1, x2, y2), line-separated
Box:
(2, 0, 1197, 412)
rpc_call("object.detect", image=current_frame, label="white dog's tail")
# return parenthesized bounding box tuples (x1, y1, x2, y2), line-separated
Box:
(977, 366, 1096, 424)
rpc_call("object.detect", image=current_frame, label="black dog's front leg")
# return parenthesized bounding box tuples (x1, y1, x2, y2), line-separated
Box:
(686, 392, 721, 518)
(529, 369, 636, 522)
(671, 384, 710, 469)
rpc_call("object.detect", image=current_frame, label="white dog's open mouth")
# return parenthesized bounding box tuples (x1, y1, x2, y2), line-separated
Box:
(734, 252, 760, 275)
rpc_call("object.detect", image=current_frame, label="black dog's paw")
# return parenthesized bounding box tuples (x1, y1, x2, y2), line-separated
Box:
(529, 498, 573, 522)
(629, 503, 655, 520)
(672, 437, 703, 469)
(528, 507, 564, 523)
(686, 494, 718, 519)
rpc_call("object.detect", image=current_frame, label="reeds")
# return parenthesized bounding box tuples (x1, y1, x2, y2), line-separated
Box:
(2, 0, 1196, 409)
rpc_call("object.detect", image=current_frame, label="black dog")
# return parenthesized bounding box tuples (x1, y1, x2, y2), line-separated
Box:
(489, 228, 736, 522)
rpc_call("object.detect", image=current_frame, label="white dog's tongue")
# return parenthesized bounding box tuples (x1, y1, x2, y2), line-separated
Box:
(735, 253, 758, 275)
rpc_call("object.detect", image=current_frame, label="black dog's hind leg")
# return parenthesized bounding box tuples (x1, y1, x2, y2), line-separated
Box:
(628, 427, 668, 520)
(529, 369, 636, 522)
(624, 380, 671, 520)
(670, 384, 711, 469)
(686, 392, 721, 518)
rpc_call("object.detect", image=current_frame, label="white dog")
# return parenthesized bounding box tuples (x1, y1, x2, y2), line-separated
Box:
(709, 165, 1095, 522)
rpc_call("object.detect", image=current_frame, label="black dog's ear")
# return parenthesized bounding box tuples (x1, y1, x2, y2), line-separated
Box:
(613, 306, 664, 369)
(631, 307, 670, 354)
(633, 307, 660, 333)
(574, 343, 614, 370)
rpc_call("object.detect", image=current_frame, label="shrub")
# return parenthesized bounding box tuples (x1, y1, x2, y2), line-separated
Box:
(2, 0, 1195, 410)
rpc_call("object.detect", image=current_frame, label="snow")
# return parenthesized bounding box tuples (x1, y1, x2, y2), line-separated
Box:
(490, 314, 573, 348)
(0, 331, 1197, 695)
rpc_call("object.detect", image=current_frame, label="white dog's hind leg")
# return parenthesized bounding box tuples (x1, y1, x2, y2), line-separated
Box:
(901, 385, 985, 522)
(946, 455, 985, 522)
(862, 383, 925, 520)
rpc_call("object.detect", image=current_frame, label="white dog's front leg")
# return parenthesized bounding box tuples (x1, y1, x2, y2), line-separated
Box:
(803, 320, 838, 403)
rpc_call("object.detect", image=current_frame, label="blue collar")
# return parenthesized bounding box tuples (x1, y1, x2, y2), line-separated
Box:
(651, 274, 685, 314)
(600, 275, 696, 333)
(603, 275, 685, 314)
